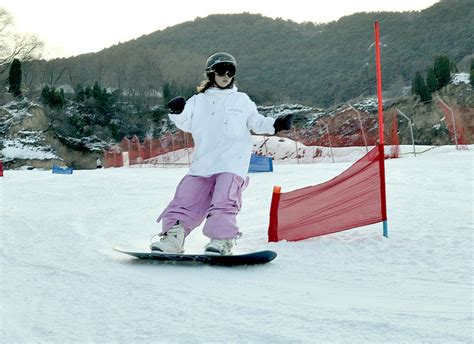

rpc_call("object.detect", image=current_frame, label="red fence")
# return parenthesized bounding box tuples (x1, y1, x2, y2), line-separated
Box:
(284, 106, 399, 151)
(268, 144, 386, 241)
(104, 149, 123, 168)
(104, 132, 194, 167)
(103, 109, 404, 168)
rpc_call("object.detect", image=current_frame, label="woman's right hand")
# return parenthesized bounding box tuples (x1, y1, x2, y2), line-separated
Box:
(168, 96, 186, 114)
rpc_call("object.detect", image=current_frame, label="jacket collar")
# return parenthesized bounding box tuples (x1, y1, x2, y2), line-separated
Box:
(205, 85, 238, 95)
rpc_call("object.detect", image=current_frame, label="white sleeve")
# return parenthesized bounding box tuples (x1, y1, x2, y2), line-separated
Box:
(246, 99, 276, 135)
(168, 96, 195, 133)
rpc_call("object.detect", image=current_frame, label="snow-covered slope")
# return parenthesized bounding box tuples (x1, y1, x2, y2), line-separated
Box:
(1, 146, 473, 343)
(0, 100, 57, 162)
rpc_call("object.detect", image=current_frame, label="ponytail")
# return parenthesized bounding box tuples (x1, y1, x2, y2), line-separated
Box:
(196, 72, 213, 93)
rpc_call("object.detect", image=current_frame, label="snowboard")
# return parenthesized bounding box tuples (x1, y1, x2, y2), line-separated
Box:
(114, 247, 277, 266)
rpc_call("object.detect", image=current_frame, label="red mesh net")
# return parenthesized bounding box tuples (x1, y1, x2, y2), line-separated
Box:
(268, 145, 386, 241)
(104, 149, 123, 168)
(437, 99, 469, 147)
(128, 136, 141, 164)
(285, 107, 379, 148)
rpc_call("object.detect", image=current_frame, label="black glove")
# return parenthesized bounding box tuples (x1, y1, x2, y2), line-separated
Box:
(273, 114, 294, 133)
(168, 96, 186, 114)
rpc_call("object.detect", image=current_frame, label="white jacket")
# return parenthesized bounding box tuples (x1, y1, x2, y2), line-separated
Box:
(169, 86, 275, 179)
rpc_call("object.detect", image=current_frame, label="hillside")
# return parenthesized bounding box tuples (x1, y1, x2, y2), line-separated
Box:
(1, 74, 471, 170)
(18, 0, 474, 107)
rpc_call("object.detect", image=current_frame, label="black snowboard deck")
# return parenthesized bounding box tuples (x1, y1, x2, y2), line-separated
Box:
(114, 247, 277, 266)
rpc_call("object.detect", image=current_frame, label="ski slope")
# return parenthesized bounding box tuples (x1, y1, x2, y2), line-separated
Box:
(1, 146, 473, 343)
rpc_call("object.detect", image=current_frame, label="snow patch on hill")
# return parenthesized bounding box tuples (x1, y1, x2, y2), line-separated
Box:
(451, 72, 470, 85)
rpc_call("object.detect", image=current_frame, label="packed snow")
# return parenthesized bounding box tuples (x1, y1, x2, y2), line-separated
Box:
(1, 145, 473, 343)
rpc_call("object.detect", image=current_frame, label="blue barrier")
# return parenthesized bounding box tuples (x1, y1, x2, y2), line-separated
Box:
(52, 165, 74, 174)
(248, 154, 273, 173)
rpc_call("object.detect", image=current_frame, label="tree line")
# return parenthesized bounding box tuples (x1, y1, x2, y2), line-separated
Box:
(6, 0, 473, 108)
(411, 55, 464, 102)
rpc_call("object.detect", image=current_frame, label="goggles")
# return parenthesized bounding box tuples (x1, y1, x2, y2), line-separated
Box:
(211, 63, 236, 78)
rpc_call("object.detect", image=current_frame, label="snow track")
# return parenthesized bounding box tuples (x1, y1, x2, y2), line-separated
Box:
(2, 146, 473, 343)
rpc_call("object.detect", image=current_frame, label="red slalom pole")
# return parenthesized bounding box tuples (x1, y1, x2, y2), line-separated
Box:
(374, 21, 384, 145)
(374, 21, 388, 238)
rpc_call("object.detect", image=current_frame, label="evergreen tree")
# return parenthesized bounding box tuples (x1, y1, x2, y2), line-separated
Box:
(412, 71, 431, 102)
(8, 58, 22, 97)
(433, 55, 452, 89)
(426, 68, 439, 93)
(92, 82, 102, 100)
(40, 86, 66, 108)
(84, 86, 92, 98)
(162, 82, 172, 104)
(412, 71, 422, 96)
(41, 85, 50, 101)
(74, 84, 86, 102)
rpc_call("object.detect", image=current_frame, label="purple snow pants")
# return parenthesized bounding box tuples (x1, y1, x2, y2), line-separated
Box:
(157, 173, 249, 239)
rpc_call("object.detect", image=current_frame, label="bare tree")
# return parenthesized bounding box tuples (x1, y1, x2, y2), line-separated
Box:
(43, 62, 68, 87)
(0, 8, 43, 71)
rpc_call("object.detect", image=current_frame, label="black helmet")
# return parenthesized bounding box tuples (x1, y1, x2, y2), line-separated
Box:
(205, 52, 237, 72)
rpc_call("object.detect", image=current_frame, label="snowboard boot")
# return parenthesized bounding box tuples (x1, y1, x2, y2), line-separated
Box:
(150, 222, 185, 253)
(204, 238, 234, 256)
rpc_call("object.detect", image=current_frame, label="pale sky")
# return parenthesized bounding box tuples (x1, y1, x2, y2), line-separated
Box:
(0, 0, 440, 58)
